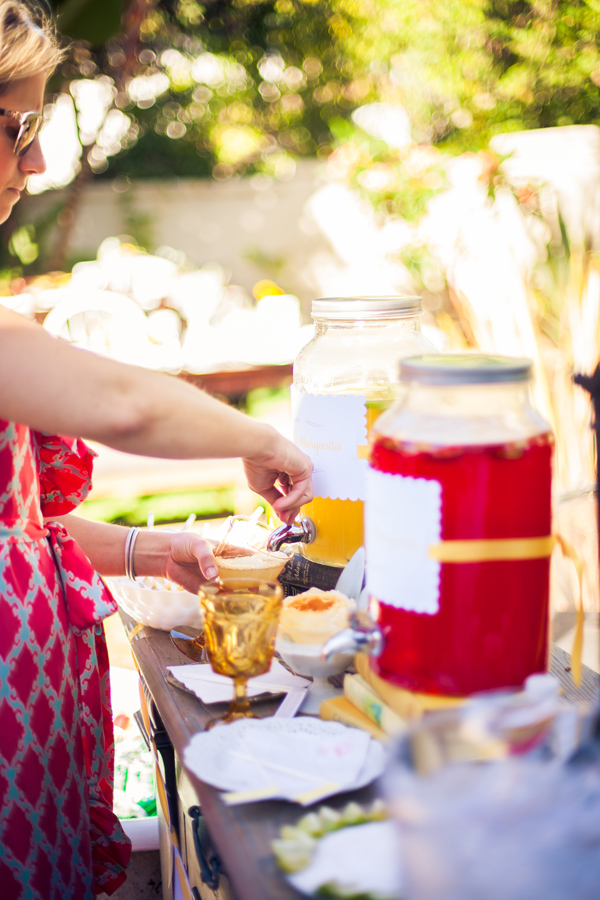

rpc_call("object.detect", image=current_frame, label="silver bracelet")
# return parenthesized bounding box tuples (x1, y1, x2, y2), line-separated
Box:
(125, 526, 141, 581)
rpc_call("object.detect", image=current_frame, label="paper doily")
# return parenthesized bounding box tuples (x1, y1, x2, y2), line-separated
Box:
(183, 717, 386, 803)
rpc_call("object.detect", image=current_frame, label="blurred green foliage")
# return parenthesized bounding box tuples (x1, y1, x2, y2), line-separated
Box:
(338, 0, 600, 148)
(245, 385, 291, 419)
(51, 0, 361, 181)
(45, 0, 600, 182)
(78, 486, 235, 525)
(53, 0, 129, 44)
(5, 0, 599, 277)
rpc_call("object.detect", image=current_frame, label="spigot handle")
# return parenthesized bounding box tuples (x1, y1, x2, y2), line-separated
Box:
(348, 610, 383, 656)
(267, 517, 316, 552)
(321, 610, 383, 660)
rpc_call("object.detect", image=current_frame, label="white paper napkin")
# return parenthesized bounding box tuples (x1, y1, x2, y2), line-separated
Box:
(167, 659, 310, 704)
(288, 821, 402, 897)
(183, 718, 377, 805)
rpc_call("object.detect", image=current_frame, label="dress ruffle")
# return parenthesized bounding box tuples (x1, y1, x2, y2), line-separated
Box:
(78, 623, 132, 896)
(36, 431, 96, 516)
(89, 787, 132, 895)
(45, 522, 117, 631)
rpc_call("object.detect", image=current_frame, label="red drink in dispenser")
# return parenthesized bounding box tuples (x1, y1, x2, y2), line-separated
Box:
(364, 355, 554, 696)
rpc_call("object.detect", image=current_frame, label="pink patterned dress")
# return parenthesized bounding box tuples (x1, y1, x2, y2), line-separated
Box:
(0, 421, 131, 899)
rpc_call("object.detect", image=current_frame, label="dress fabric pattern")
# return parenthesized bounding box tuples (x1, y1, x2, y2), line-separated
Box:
(0, 423, 131, 899)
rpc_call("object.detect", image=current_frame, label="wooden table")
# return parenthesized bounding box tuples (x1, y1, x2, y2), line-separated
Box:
(121, 611, 599, 900)
(123, 610, 377, 900)
(178, 364, 293, 404)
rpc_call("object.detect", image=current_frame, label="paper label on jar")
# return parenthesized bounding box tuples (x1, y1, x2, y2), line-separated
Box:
(292, 390, 369, 501)
(365, 468, 442, 614)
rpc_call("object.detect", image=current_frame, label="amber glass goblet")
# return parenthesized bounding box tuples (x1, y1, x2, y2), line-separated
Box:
(198, 577, 284, 728)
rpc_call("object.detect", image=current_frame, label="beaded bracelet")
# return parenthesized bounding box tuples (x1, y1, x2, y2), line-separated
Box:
(125, 526, 141, 581)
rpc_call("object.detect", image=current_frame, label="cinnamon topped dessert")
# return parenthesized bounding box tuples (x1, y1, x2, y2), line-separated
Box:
(278, 588, 356, 644)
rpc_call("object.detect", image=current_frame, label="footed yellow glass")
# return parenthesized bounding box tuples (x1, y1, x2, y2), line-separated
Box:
(198, 577, 283, 728)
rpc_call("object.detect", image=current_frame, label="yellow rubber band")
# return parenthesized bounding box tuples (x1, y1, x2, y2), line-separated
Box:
(428, 535, 557, 563)
(222, 786, 280, 805)
(293, 782, 341, 805)
(555, 534, 585, 687)
(174, 851, 193, 900)
(427, 533, 584, 687)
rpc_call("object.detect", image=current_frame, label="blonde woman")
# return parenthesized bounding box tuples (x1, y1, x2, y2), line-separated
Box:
(0, 4, 313, 897)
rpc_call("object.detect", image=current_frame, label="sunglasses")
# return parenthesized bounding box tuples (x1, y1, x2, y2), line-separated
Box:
(0, 107, 43, 157)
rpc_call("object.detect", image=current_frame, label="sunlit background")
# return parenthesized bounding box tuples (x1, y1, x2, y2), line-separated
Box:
(0, 0, 597, 610)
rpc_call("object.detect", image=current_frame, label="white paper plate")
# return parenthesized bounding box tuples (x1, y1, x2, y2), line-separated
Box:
(183, 717, 386, 804)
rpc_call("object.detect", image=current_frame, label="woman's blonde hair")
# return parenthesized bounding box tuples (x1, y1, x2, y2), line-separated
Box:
(0, 1, 63, 93)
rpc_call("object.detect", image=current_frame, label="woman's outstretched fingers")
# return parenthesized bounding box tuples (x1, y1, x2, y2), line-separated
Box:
(165, 533, 218, 591)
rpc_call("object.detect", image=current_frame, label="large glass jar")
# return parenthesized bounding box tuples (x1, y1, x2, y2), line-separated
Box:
(293, 297, 435, 568)
(365, 354, 554, 696)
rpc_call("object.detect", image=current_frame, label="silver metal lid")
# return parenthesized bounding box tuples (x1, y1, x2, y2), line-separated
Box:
(311, 296, 422, 321)
(399, 354, 533, 385)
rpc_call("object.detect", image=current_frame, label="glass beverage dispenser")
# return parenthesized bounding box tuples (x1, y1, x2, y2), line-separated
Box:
(363, 354, 554, 695)
(292, 297, 435, 568)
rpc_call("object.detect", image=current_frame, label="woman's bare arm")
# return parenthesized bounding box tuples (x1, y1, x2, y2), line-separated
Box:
(0, 308, 312, 522)
(48, 514, 219, 591)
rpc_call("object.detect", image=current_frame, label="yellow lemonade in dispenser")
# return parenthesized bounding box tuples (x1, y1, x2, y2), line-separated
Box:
(300, 399, 391, 566)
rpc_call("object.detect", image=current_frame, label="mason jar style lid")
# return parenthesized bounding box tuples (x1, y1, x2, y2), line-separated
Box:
(311, 296, 422, 321)
(399, 354, 533, 385)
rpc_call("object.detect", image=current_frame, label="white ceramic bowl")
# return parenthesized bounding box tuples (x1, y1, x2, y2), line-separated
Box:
(275, 635, 354, 713)
(107, 576, 203, 632)
(275, 636, 353, 679)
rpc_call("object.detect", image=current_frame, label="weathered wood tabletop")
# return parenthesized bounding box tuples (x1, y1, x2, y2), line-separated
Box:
(120, 610, 599, 900)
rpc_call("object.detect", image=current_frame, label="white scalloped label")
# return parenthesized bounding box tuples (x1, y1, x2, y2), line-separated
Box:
(292, 390, 368, 501)
(365, 469, 442, 614)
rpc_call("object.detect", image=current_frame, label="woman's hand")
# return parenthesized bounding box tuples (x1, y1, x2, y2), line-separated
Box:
(162, 532, 219, 592)
(243, 431, 313, 524)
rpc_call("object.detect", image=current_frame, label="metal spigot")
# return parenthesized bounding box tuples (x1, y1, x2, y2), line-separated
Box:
(322, 610, 383, 660)
(267, 517, 316, 552)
